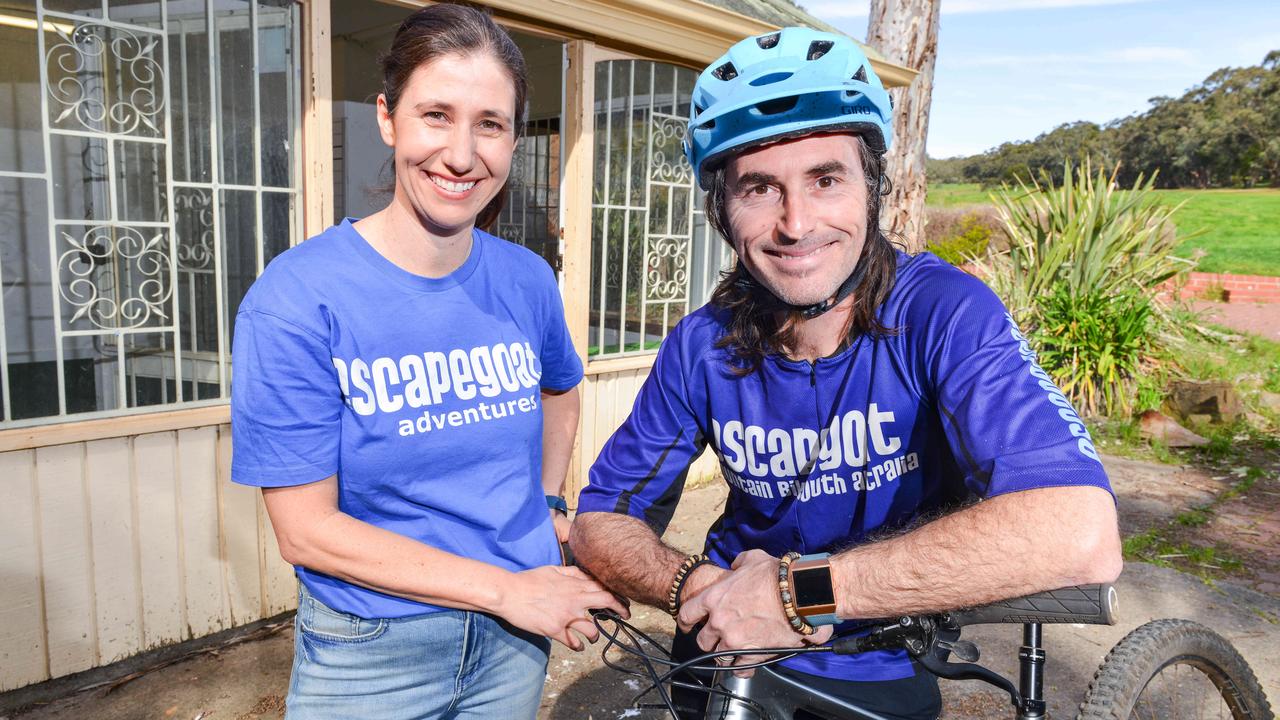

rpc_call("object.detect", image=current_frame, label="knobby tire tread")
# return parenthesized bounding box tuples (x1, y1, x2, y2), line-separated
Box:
(1075, 618, 1273, 720)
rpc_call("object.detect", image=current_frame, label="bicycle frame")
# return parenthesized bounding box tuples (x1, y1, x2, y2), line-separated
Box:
(703, 621, 1050, 720)
(594, 584, 1118, 720)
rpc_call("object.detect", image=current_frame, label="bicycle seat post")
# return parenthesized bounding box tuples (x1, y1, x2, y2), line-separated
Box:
(1017, 623, 1047, 719)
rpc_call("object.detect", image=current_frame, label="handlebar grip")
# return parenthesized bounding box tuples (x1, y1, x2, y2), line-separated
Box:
(948, 584, 1117, 627)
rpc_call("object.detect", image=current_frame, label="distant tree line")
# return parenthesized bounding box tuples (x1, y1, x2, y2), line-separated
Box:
(929, 51, 1280, 189)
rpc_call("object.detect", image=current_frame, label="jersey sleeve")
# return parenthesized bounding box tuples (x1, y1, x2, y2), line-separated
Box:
(533, 261, 584, 392)
(230, 308, 342, 487)
(915, 272, 1112, 500)
(576, 324, 709, 534)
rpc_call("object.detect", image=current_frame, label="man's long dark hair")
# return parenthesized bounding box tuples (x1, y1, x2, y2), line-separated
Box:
(706, 135, 900, 375)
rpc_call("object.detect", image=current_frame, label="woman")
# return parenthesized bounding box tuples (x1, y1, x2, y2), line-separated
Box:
(229, 5, 625, 718)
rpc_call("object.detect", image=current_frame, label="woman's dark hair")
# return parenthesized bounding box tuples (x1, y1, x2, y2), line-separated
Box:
(379, 3, 527, 230)
(705, 134, 899, 375)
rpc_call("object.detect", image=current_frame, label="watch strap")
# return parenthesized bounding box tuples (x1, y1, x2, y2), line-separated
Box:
(546, 494, 569, 514)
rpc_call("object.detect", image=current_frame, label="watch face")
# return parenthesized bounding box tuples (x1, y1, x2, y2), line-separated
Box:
(792, 565, 835, 608)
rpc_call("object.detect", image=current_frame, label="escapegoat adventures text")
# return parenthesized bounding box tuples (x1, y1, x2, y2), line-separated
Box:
(330, 341, 546, 437)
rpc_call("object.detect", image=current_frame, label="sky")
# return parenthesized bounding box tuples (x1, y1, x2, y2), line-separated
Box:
(806, 0, 1280, 158)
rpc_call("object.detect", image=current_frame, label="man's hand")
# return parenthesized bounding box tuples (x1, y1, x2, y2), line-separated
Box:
(678, 549, 832, 677)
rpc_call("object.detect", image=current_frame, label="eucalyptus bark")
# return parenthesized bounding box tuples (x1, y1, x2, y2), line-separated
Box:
(867, 0, 941, 252)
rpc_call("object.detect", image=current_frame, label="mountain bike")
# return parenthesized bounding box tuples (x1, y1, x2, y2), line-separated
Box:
(591, 583, 1274, 720)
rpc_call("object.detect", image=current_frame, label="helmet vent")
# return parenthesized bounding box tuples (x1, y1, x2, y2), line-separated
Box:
(749, 71, 793, 87)
(712, 62, 738, 81)
(756, 32, 780, 49)
(807, 40, 834, 61)
(852, 65, 868, 83)
(755, 96, 799, 115)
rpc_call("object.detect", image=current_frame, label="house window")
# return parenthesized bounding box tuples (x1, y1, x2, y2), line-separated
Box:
(0, 0, 302, 426)
(588, 59, 732, 358)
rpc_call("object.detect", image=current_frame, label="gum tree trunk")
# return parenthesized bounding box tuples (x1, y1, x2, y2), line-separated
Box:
(867, 0, 941, 252)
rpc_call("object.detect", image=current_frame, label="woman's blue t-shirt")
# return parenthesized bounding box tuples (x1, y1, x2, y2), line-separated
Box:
(230, 219, 582, 619)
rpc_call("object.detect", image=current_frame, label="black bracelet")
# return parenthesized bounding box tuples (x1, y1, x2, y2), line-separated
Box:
(671, 557, 718, 615)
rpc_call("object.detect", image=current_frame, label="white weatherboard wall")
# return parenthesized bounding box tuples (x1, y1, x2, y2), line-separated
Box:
(0, 426, 296, 692)
(572, 365, 719, 505)
(0, 366, 715, 692)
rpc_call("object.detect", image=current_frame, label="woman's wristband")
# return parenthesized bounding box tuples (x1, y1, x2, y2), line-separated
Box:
(545, 494, 568, 515)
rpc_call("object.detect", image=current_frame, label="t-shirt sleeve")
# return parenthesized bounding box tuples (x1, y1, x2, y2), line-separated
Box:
(576, 328, 708, 534)
(534, 262, 584, 392)
(918, 274, 1112, 500)
(231, 308, 342, 487)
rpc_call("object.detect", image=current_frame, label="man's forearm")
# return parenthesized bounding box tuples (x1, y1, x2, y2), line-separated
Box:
(569, 511, 689, 607)
(831, 485, 1122, 620)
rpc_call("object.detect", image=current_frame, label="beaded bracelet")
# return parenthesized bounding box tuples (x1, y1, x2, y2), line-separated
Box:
(667, 554, 709, 617)
(778, 552, 817, 636)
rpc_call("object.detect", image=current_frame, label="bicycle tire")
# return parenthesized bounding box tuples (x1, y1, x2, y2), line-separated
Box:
(1076, 618, 1273, 720)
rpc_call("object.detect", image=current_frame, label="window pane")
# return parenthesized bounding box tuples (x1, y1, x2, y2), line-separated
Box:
(124, 330, 175, 407)
(168, 0, 213, 183)
(0, 3, 46, 174)
(0, 0, 301, 427)
(51, 133, 110, 222)
(61, 333, 116, 413)
(588, 60, 727, 359)
(173, 185, 217, 385)
(55, 224, 173, 332)
(115, 139, 168, 222)
(257, 0, 297, 188)
(45, 23, 166, 139)
(216, 0, 255, 186)
(1, 176, 54, 420)
(261, 190, 292, 266)
(44, 0, 103, 20)
(607, 61, 628, 208)
(220, 188, 256, 341)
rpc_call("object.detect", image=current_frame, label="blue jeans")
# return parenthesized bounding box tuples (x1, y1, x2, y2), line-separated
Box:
(287, 585, 551, 720)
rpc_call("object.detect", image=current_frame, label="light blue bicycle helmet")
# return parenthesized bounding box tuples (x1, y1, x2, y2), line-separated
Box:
(685, 27, 894, 191)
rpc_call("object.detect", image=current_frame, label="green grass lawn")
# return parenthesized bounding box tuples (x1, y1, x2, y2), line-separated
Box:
(927, 183, 1280, 276)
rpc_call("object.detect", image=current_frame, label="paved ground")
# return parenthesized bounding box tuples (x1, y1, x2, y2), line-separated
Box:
(6, 450, 1277, 720)
(1192, 299, 1280, 341)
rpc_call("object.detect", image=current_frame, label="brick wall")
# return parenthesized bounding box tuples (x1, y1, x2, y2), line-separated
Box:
(1175, 272, 1280, 303)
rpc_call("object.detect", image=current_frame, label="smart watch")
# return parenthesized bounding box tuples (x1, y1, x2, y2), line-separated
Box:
(788, 552, 839, 626)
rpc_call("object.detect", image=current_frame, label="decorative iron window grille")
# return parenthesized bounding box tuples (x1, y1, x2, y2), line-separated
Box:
(497, 116, 560, 272)
(0, 0, 303, 426)
(588, 60, 732, 358)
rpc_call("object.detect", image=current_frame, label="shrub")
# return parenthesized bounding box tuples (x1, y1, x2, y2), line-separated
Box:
(925, 209, 997, 265)
(1033, 285, 1153, 416)
(972, 160, 1198, 416)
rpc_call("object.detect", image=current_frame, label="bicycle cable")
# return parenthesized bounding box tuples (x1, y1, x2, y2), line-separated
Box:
(591, 608, 836, 718)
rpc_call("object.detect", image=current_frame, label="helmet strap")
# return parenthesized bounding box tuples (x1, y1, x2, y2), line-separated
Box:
(733, 255, 869, 320)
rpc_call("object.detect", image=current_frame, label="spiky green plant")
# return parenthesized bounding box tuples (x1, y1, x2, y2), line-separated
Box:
(972, 161, 1198, 416)
(974, 161, 1197, 326)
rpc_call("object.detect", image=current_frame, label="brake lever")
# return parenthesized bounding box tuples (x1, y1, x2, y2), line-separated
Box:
(937, 638, 980, 662)
(917, 652, 1022, 709)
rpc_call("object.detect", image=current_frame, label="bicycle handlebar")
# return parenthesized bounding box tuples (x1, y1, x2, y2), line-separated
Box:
(947, 583, 1117, 627)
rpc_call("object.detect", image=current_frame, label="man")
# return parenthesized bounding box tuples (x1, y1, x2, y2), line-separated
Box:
(570, 27, 1121, 720)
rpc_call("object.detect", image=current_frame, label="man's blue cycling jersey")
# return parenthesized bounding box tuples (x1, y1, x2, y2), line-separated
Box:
(577, 251, 1112, 682)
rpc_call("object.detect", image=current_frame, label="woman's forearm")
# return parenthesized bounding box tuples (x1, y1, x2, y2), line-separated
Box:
(540, 386, 580, 496)
(264, 479, 515, 613)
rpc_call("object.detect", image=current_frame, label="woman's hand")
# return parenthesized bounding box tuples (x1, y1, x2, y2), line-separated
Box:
(497, 565, 630, 650)
(551, 509, 572, 544)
